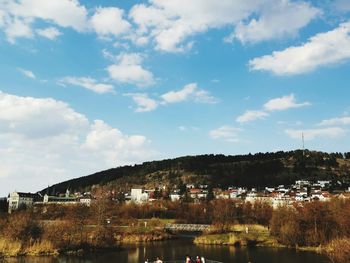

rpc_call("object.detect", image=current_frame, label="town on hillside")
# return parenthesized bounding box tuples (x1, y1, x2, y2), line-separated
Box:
(2, 179, 350, 214)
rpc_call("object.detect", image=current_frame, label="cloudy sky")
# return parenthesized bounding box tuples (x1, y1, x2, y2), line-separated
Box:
(1, 0, 350, 196)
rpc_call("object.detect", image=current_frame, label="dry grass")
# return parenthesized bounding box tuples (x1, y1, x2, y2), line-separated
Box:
(24, 241, 58, 256)
(0, 238, 22, 257)
(195, 224, 279, 247)
(205, 224, 269, 235)
(0, 238, 58, 257)
(325, 238, 350, 263)
(231, 224, 268, 232)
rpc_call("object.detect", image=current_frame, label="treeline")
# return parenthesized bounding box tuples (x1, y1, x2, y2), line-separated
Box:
(43, 150, 350, 194)
(1, 198, 350, 260)
(0, 198, 273, 256)
(270, 199, 350, 247)
(25, 199, 272, 227)
(0, 204, 117, 256)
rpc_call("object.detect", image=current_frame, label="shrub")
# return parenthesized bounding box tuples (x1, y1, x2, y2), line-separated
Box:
(325, 238, 350, 263)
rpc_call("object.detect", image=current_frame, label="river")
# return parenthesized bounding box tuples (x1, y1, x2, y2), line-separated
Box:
(3, 239, 329, 263)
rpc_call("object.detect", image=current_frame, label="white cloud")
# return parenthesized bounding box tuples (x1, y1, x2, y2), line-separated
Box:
(161, 83, 197, 103)
(129, 0, 319, 52)
(36, 27, 61, 40)
(61, 77, 114, 94)
(9, 0, 88, 31)
(236, 94, 309, 123)
(0, 91, 88, 139)
(107, 53, 155, 87)
(178, 126, 199, 132)
(285, 127, 346, 140)
(232, 1, 320, 44)
(124, 93, 158, 112)
(0, 91, 155, 195)
(82, 120, 150, 165)
(5, 18, 33, 43)
(236, 110, 269, 123)
(123, 83, 217, 112)
(209, 125, 242, 142)
(0, 0, 88, 42)
(263, 94, 310, 111)
(161, 83, 218, 104)
(249, 21, 350, 75)
(319, 116, 350, 126)
(0, 9, 5, 27)
(193, 89, 219, 104)
(0, 0, 319, 47)
(17, 68, 36, 79)
(90, 7, 131, 38)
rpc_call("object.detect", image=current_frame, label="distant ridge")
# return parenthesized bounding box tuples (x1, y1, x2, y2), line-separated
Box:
(42, 150, 350, 194)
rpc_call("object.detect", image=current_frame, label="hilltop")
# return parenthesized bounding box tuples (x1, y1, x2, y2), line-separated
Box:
(42, 150, 350, 194)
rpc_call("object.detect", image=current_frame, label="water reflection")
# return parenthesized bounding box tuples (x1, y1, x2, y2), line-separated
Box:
(2, 239, 329, 263)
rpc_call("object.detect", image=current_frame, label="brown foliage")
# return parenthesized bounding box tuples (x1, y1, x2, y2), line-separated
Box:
(270, 199, 350, 247)
(1, 212, 42, 244)
(325, 238, 350, 263)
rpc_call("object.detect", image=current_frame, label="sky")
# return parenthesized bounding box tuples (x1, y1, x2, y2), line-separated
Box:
(1, 0, 350, 196)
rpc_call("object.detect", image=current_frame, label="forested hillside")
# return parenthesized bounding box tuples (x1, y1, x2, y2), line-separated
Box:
(43, 150, 350, 194)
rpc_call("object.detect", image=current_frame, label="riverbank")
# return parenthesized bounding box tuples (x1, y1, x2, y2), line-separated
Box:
(193, 224, 350, 263)
(0, 229, 173, 257)
(194, 224, 281, 248)
(0, 238, 330, 263)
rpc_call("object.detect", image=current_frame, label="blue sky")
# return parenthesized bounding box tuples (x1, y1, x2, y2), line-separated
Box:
(1, 0, 350, 195)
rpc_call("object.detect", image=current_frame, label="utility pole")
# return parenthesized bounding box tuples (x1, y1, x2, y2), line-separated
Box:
(302, 132, 305, 156)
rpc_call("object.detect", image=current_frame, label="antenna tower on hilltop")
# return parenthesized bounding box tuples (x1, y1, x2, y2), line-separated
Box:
(302, 132, 305, 156)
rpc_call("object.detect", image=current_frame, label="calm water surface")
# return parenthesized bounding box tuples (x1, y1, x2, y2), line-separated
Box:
(4, 239, 329, 263)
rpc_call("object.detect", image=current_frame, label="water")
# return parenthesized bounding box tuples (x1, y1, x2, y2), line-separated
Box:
(3, 239, 329, 263)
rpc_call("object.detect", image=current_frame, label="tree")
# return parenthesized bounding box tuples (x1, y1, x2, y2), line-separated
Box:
(270, 206, 301, 246)
(2, 212, 43, 244)
(116, 191, 126, 203)
(206, 185, 214, 201)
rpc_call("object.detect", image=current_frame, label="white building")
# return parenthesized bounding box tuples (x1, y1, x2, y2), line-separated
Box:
(79, 196, 93, 206)
(131, 189, 149, 203)
(229, 190, 240, 199)
(170, 193, 181, 201)
(7, 192, 38, 213)
(186, 184, 195, 189)
(295, 193, 308, 201)
(317, 180, 331, 188)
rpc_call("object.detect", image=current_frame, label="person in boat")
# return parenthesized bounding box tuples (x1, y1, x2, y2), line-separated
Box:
(201, 257, 206, 263)
(195, 256, 201, 263)
(156, 257, 163, 263)
(185, 255, 191, 263)
(144, 259, 149, 263)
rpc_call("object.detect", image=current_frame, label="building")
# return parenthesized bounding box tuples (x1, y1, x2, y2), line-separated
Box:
(43, 194, 78, 204)
(79, 196, 93, 206)
(42, 188, 78, 204)
(189, 188, 202, 199)
(7, 191, 40, 213)
(131, 189, 149, 203)
(170, 193, 181, 201)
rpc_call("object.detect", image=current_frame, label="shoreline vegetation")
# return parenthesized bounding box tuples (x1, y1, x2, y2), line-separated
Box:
(0, 198, 350, 262)
(194, 224, 280, 247)
(0, 228, 174, 257)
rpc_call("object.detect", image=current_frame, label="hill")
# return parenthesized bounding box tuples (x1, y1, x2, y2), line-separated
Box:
(42, 150, 350, 194)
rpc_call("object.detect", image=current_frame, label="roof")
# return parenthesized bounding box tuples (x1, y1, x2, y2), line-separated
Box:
(189, 189, 202, 194)
(13, 192, 39, 198)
